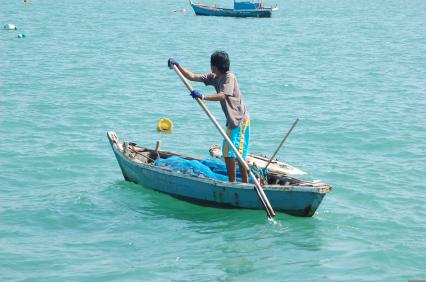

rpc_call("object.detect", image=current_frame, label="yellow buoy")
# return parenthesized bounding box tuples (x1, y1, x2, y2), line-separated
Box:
(157, 118, 173, 132)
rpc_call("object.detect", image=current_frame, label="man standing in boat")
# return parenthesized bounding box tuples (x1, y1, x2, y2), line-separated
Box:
(168, 51, 250, 183)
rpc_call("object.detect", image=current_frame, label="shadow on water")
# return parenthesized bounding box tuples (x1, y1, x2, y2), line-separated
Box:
(108, 179, 325, 248)
(111, 179, 269, 223)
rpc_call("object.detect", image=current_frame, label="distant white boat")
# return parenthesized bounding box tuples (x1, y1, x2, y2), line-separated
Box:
(4, 24, 17, 30)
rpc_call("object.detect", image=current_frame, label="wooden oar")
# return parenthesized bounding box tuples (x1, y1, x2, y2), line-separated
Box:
(265, 118, 299, 170)
(172, 65, 276, 219)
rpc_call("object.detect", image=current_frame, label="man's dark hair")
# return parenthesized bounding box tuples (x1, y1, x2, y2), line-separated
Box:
(210, 51, 230, 73)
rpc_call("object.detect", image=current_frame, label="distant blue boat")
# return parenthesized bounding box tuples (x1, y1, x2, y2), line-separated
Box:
(108, 131, 331, 217)
(189, 0, 278, 18)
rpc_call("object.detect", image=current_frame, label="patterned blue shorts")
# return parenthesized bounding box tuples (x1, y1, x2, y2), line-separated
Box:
(222, 120, 250, 160)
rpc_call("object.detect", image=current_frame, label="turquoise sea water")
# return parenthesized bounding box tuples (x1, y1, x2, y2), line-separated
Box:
(1, 0, 425, 281)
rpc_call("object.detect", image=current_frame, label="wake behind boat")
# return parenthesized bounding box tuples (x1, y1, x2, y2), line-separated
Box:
(189, 0, 278, 18)
(108, 131, 331, 217)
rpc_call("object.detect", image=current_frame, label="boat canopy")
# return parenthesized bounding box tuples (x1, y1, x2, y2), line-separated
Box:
(234, 1, 261, 10)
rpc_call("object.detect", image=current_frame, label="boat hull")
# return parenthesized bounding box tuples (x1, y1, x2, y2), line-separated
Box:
(190, 3, 273, 18)
(108, 133, 330, 217)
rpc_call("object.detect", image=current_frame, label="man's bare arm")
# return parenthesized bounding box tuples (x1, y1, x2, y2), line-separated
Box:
(203, 93, 225, 101)
(177, 65, 204, 82)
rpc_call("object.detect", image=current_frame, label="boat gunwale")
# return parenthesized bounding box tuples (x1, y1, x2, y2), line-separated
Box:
(107, 131, 331, 194)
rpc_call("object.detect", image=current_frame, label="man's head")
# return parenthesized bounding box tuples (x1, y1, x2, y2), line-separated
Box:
(210, 51, 230, 75)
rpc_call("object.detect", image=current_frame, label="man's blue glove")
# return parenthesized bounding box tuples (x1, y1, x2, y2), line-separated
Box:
(190, 90, 203, 100)
(168, 58, 179, 69)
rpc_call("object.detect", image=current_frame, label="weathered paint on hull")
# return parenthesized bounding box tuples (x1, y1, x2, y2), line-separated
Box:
(191, 4, 273, 18)
(109, 136, 328, 217)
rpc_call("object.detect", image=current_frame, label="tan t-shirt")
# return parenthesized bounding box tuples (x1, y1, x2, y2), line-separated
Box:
(200, 71, 250, 129)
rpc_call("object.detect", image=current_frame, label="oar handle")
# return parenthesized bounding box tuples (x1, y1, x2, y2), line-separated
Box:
(265, 118, 299, 170)
(174, 65, 194, 92)
(172, 65, 275, 219)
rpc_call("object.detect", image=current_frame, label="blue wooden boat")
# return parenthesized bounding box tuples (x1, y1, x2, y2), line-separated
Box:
(107, 131, 331, 217)
(189, 0, 278, 18)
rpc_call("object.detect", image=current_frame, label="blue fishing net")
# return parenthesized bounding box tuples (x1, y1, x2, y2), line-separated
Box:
(154, 156, 259, 183)
(201, 158, 266, 182)
(154, 156, 229, 182)
(200, 158, 229, 176)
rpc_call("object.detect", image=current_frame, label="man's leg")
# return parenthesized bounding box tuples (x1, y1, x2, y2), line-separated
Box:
(235, 120, 250, 184)
(225, 157, 236, 182)
(238, 160, 248, 183)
